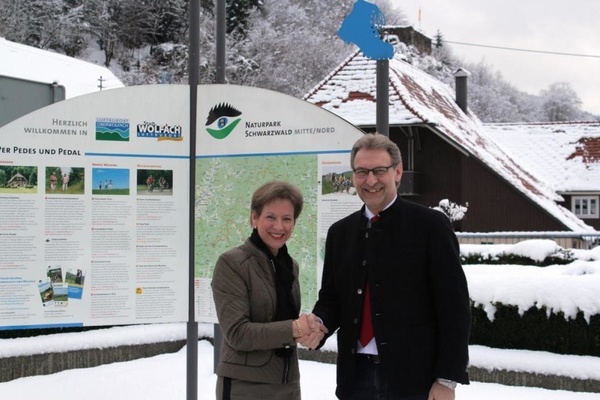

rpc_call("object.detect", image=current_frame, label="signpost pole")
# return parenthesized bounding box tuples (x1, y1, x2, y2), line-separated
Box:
(213, 0, 226, 374)
(187, 0, 200, 399)
(376, 59, 389, 136)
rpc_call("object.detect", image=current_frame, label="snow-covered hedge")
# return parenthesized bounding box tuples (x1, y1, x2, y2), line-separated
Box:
(462, 240, 600, 356)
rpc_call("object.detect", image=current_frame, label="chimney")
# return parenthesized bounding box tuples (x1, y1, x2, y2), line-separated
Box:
(454, 68, 470, 114)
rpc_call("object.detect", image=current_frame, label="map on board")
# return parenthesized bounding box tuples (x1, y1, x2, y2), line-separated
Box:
(195, 154, 319, 310)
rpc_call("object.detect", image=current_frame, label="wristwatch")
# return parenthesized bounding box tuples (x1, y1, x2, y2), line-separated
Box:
(436, 378, 457, 390)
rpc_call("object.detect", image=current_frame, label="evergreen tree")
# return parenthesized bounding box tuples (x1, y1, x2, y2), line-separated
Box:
(82, 0, 125, 66)
(0, 0, 29, 43)
(434, 30, 443, 49)
(23, 0, 63, 49)
(58, 3, 88, 56)
(431, 29, 454, 66)
(145, 0, 188, 45)
(116, 1, 152, 50)
(226, 0, 263, 38)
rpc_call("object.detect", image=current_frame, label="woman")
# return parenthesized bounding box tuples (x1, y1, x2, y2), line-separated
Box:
(211, 181, 316, 400)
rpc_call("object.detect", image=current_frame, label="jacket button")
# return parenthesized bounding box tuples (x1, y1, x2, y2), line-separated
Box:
(353, 318, 358, 324)
(362, 260, 367, 266)
(357, 288, 363, 295)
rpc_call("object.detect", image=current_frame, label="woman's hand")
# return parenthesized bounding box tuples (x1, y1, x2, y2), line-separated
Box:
(293, 313, 328, 350)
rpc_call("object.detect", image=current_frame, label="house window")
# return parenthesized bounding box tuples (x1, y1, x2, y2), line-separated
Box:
(572, 196, 599, 219)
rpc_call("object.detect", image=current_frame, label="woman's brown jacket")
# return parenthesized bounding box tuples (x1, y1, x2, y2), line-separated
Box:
(211, 239, 301, 384)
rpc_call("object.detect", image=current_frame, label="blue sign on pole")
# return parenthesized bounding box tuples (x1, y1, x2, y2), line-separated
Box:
(338, 0, 394, 60)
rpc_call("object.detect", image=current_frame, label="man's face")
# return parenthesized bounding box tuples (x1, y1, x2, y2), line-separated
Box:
(352, 148, 402, 215)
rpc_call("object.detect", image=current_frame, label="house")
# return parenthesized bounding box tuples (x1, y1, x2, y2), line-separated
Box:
(7, 173, 28, 188)
(0, 37, 124, 127)
(0, 37, 123, 99)
(485, 122, 600, 231)
(303, 35, 598, 246)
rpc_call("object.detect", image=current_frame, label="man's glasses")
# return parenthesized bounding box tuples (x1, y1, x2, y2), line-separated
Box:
(353, 164, 395, 179)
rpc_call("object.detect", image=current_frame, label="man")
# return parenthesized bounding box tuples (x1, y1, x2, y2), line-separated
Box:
(61, 173, 69, 191)
(50, 172, 57, 191)
(311, 133, 471, 400)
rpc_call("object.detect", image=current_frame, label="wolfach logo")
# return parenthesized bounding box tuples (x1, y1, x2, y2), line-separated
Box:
(205, 103, 242, 139)
(137, 121, 183, 141)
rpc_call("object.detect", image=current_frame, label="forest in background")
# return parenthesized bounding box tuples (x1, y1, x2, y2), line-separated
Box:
(0, 0, 596, 122)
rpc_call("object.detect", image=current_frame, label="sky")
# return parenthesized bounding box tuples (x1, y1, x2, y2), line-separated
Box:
(0, 240, 599, 399)
(92, 168, 130, 190)
(390, 0, 600, 116)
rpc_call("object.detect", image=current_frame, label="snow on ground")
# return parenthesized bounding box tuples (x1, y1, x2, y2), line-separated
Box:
(0, 240, 598, 398)
(2, 322, 600, 382)
(0, 338, 599, 400)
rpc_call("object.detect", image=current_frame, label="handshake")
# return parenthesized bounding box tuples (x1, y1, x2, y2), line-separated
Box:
(292, 313, 328, 350)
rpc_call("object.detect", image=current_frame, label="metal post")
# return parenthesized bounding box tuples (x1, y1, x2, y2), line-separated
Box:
(376, 59, 389, 136)
(213, 0, 227, 374)
(187, 0, 200, 399)
(216, 0, 226, 84)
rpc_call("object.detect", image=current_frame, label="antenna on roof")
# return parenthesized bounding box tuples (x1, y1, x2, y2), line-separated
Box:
(98, 76, 105, 91)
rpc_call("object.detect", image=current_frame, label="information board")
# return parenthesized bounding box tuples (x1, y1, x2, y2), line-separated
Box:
(0, 84, 364, 329)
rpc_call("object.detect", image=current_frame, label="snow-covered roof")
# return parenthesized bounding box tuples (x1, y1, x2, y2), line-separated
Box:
(0, 37, 123, 98)
(484, 122, 600, 194)
(304, 49, 594, 232)
(304, 50, 421, 126)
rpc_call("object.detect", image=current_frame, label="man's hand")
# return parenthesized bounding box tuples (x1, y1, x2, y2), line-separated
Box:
(293, 313, 328, 350)
(428, 381, 455, 400)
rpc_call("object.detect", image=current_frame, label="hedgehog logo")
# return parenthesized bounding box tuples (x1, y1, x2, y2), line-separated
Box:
(205, 103, 242, 139)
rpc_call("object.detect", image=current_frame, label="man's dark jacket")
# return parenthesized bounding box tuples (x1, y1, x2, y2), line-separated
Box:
(313, 198, 471, 398)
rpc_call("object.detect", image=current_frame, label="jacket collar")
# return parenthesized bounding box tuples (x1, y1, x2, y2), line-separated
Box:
(359, 196, 403, 223)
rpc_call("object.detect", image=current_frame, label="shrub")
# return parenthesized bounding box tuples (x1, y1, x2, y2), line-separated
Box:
(470, 303, 600, 356)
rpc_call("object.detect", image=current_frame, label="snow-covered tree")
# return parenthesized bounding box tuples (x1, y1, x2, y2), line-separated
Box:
(232, 0, 352, 95)
(433, 30, 443, 49)
(5, 0, 595, 123)
(454, 59, 550, 122)
(0, 0, 31, 44)
(57, 3, 88, 57)
(8, 0, 63, 49)
(116, 2, 153, 50)
(226, 0, 263, 38)
(82, 0, 121, 66)
(433, 199, 468, 222)
(0, 0, 86, 55)
(540, 82, 583, 122)
(145, 0, 188, 45)
(431, 29, 454, 66)
(228, 0, 402, 96)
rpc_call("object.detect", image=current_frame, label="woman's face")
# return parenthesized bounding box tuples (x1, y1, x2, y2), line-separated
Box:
(251, 198, 296, 256)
